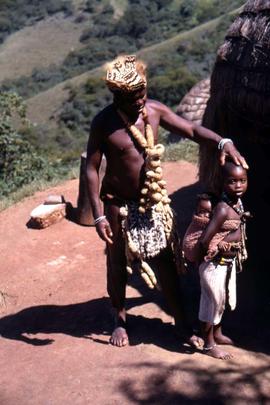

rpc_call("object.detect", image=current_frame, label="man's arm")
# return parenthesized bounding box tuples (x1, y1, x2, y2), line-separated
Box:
(86, 121, 113, 244)
(155, 101, 248, 169)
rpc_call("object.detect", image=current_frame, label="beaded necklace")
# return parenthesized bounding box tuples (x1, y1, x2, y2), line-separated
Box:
(117, 107, 174, 238)
(221, 192, 244, 216)
(221, 192, 248, 270)
(117, 107, 184, 288)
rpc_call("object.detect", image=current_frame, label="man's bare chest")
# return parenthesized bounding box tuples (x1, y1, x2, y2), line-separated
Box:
(105, 125, 158, 155)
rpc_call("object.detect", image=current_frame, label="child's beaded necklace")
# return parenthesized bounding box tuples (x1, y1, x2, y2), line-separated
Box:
(221, 192, 248, 271)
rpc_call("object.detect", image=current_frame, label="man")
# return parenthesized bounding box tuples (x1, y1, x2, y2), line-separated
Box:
(86, 55, 248, 347)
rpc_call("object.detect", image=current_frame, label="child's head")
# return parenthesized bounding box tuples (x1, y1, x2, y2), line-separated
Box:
(196, 193, 212, 218)
(222, 160, 248, 199)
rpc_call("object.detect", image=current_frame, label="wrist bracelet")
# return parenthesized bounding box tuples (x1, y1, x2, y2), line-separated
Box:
(94, 215, 106, 225)
(218, 138, 233, 150)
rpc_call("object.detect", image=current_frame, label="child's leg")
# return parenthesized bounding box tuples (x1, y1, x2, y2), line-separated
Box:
(213, 260, 236, 345)
(201, 321, 215, 347)
(199, 261, 233, 359)
(214, 323, 234, 345)
(201, 321, 232, 359)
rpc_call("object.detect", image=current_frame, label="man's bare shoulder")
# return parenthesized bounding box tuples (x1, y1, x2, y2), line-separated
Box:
(146, 99, 167, 112)
(91, 104, 115, 132)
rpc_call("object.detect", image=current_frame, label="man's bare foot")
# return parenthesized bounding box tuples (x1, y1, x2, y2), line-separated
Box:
(175, 326, 204, 349)
(214, 333, 234, 345)
(109, 326, 129, 347)
(187, 334, 204, 349)
(203, 344, 233, 360)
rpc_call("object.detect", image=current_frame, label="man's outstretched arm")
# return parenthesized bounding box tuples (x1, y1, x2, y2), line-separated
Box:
(156, 101, 248, 169)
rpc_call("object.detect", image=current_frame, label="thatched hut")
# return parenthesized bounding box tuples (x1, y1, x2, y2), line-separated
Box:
(200, 0, 270, 303)
(168, 78, 210, 142)
(200, 0, 270, 192)
(176, 78, 210, 126)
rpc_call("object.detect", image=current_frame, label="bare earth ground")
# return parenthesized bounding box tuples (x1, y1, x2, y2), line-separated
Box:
(0, 161, 269, 405)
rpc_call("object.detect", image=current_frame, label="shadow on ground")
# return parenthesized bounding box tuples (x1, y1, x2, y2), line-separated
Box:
(118, 358, 270, 404)
(5, 182, 269, 357)
(0, 292, 193, 354)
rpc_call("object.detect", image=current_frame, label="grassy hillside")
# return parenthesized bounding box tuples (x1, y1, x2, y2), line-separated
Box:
(2, 0, 244, 98)
(0, 15, 88, 82)
(23, 6, 243, 160)
(0, 0, 246, 202)
(25, 14, 226, 124)
(0, 0, 73, 44)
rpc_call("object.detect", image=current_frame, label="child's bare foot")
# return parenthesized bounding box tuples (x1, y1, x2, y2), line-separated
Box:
(110, 326, 129, 347)
(203, 344, 233, 360)
(214, 333, 234, 345)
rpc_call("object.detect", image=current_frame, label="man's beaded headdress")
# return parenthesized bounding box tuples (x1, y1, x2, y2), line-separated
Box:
(105, 55, 147, 93)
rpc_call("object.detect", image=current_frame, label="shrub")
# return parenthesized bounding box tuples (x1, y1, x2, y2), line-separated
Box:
(0, 92, 49, 197)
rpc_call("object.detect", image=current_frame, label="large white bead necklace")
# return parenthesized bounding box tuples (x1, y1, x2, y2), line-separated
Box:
(117, 107, 174, 238)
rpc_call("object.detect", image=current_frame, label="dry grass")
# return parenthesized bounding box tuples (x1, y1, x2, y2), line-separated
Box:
(25, 6, 243, 127)
(110, 0, 128, 19)
(163, 140, 199, 163)
(0, 166, 79, 212)
(0, 14, 88, 83)
(26, 66, 103, 124)
(71, 0, 86, 10)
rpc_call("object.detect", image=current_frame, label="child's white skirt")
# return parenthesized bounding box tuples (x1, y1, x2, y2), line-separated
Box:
(198, 259, 236, 325)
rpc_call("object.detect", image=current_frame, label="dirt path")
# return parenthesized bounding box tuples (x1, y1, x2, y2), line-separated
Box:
(0, 162, 269, 405)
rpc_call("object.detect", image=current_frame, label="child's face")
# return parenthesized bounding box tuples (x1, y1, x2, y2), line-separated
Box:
(223, 165, 248, 199)
(197, 199, 211, 218)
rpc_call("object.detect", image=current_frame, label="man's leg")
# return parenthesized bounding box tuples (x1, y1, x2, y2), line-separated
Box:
(105, 201, 129, 347)
(148, 248, 203, 348)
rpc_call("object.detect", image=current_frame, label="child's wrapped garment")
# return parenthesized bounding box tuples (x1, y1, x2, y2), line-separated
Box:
(183, 216, 241, 262)
(198, 259, 236, 325)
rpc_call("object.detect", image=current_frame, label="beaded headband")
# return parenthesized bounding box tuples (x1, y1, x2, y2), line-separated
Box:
(105, 55, 146, 93)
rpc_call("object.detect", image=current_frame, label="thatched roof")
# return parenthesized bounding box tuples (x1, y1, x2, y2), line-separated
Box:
(176, 78, 210, 125)
(168, 78, 210, 142)
(244, 0, 270, 12)
(210, 0, 270, 126)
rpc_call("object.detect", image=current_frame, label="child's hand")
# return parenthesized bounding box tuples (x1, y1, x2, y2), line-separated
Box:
(218, 240, 231, 252)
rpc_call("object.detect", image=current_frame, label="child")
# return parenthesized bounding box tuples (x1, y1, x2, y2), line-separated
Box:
(182, 193, 213, 264)
(198, 160, 249, 360)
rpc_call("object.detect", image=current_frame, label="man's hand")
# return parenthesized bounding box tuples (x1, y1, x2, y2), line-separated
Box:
(95, 219, 113, 244)
(220, 142, 249, 169)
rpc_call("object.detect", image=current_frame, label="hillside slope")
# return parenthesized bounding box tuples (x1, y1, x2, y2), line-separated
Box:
(0, 14, 87, 83)
(26, 7, 242, 126)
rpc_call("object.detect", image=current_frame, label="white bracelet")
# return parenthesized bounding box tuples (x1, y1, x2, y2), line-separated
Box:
(218, 138, 233, 150)
(94, 215, 106, 225)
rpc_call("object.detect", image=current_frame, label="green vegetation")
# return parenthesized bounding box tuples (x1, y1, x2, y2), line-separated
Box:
(54, 12, 237, 158)
(0, 0, 73, 44)
(0, 0, 245, 203)
(163, 140, 199, 163)
(0, 92, 44, 197)
(2, 0, 242, 98)
(0, 92, 78, 202)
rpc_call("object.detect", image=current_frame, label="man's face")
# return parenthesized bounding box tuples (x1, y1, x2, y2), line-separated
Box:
(117, 88, 147, 115)
(223, 166, 248, 199)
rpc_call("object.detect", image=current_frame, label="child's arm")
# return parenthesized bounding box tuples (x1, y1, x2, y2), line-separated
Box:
(197, 203, 229, 261)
